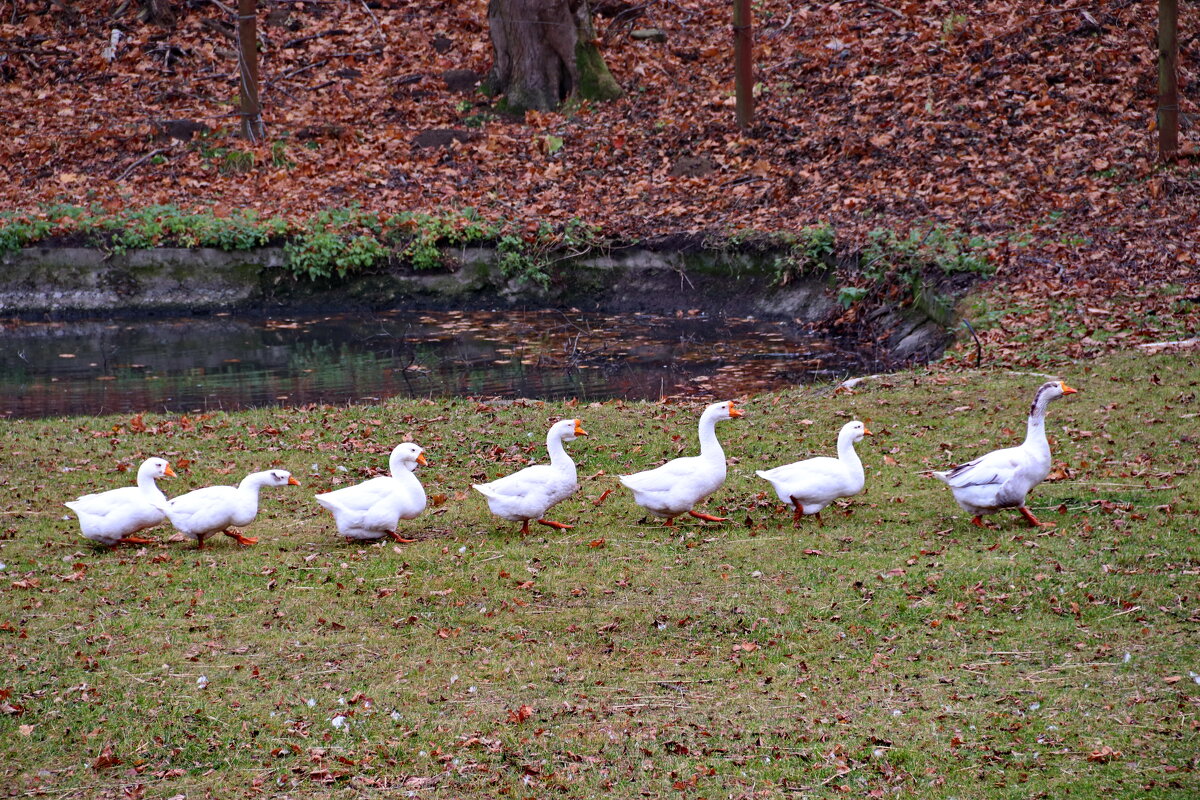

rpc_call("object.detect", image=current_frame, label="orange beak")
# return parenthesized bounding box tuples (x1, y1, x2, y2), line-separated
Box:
(729, 402, 745, 418)
(288, 476, 301, 486)
(416, 452, 429, 466)
(863, 427, 873, 436)
(574, 419, 588, 437)
(164, 465, 178, 478)
(1061, 382, 1078, 395)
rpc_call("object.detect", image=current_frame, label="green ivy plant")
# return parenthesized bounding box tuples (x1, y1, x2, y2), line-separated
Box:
(283, 207, 387, 280)
(840, 223, 994, 322)
(0, 202, 616, 288)
(773, 222, 836, 286)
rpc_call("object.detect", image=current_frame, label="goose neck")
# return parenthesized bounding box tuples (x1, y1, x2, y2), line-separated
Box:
(389, 452, 413, 476)
(1023, 412, 1048, 448)
(136, 466, 168, 505)
(546, 429, 574, 472)
(837, 434, 863, 471)
(237, 473, 267, 497)
(697, 411, 725, 461)
(135, 466, 160, 493)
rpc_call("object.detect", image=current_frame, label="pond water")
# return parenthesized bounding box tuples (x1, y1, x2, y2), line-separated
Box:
(0, 310, 881, 419)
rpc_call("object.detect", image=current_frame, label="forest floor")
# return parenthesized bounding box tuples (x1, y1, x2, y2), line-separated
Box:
(2, 1, 1198, 367)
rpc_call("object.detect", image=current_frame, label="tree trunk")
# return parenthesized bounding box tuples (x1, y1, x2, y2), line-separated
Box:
(140, 0, 176, 26)
(486, 0, 621, 113)
(237, 0, 264, 141)
(1158, 0, 1178, 160)
(733, 0, 754, 130)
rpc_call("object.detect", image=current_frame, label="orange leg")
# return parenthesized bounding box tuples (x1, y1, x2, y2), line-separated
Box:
(814, 511, 824, 528)
(1019, 506, 1055, 528)
(537, 519, 573, 531)
(119, 534, 155, 545)
(224, 529, 258, 546)
(663, 517, 676, 527)
(970, 515, 986, 528)
(790, 499, 805, 527)
(388, 530, 416, 543)
(196, 537, 205, 549)
(593, 489, 613, 507)
(688, 511, 728, 523)
(519, 520, 531, 536)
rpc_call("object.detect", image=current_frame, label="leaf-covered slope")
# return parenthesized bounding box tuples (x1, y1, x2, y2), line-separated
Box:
(1, 0, 1195, 286)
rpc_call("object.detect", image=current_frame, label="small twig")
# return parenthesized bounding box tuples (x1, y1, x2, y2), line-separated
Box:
(280, 58, 329, 80)
(1024, 661, 1121, 678)
(818, 762, 862, 786)
(1096, 605, 1142, 622)
(282, 28, 349, 49)
(114, 148, 168, 181)
(764, 56, 807, 74)
(846, 0, 905, 19)
(359, 0, 386, 42)
(961, 318, 983, 367)
(763, 11, 793, 36)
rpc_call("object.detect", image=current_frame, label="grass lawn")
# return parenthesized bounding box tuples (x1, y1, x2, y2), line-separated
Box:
(2, 348, 1198, 799)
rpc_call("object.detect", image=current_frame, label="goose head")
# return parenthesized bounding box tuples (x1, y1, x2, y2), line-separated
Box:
(390, 442, 428, 472)
(262, 470, 300, 488)
(704, 400, 745, 421)
(1054, 380, 1078, 397)
(140, 457, 177, 480)
(839, 420, 872, 444)
(551, 417, 588, 442)
(1030, 380, 1078, 414)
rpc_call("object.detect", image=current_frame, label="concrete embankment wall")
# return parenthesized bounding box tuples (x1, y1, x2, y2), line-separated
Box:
(0, 245, 949, 363)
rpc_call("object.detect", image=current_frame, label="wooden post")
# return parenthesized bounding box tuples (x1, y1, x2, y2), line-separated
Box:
(733, 0, 753, 130)
(237, 0, 263, 141)
(1158, 0, 1178, 160)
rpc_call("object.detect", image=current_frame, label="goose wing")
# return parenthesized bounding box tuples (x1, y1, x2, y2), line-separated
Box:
(166, 485, 239, 533)
(474, 464, 563, 500)
(934, 446, 1025, 489)
(316, 476, 396, 514)
(757, 456, 853, 505)
(66, 486, 145, 517)
(619, 456, 705, 494)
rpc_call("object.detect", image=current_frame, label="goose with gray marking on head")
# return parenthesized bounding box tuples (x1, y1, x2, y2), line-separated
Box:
(933, 380, 1078, 528)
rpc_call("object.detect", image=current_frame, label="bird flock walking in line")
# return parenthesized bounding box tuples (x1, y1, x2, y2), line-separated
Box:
(65, 381, 1078, 549)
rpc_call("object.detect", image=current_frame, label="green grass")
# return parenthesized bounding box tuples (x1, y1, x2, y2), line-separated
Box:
(1, 349, 1198, 798)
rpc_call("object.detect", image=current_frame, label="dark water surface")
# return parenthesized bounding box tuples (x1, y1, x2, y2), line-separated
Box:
(0, 310, 880, 419)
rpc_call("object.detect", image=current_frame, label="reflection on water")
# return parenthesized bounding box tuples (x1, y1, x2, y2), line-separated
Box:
(0, 310, 880, 418)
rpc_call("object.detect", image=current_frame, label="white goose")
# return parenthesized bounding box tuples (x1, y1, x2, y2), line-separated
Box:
(474, 418, 586, 535)
(756, 420, 871, 527)
(65, 457, 176, 547)
(315, 443, 428, 543)
(163, 469, 299, 548)
(620, 400, 744, 526)
(933, 380, 1078, 527)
